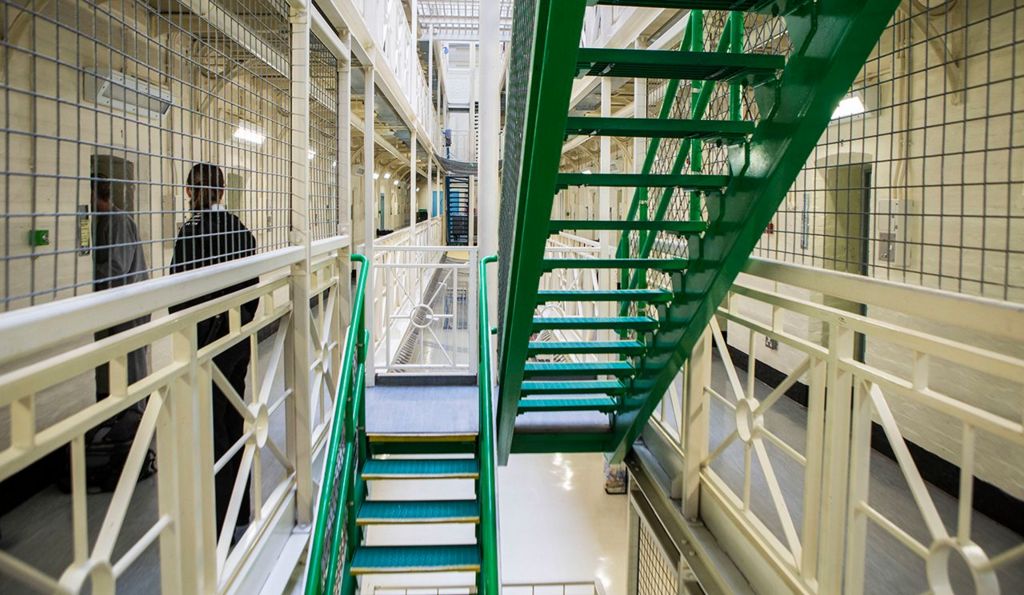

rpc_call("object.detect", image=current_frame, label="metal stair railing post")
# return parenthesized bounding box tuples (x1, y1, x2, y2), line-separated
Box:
(305, 253, 369, 595)
(478, 254, 501, 594)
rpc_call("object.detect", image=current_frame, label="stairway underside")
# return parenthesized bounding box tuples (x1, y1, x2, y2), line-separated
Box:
(496, 0, 904, 461)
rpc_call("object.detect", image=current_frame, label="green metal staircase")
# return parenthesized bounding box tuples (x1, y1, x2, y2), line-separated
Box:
(304, 255, 500, 594)
(496, 0, 902, 460)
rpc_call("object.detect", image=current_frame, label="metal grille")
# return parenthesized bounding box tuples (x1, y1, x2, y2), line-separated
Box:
(310, 31, 340, 241)
(637, 516, 678, 595)
(497, 0, 536, 355)
(755, 2, 1024, 302)
(0, 0, 294, 311)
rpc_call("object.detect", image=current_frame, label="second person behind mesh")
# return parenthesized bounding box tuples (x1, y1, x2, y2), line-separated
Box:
(169, 162, 258, 543)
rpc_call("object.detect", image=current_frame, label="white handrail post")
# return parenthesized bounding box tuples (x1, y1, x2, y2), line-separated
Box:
(682, 327, 712, 520)
(287, 0, 314, 524)
(364, 64, 377, 386)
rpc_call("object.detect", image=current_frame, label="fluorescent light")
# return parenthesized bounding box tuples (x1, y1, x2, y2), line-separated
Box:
(582, 169, 592, 175)
(373, 172, 380, 180)
(233, 125, 265, 145)
(832, 96, 866, 120)
(384, 172, 392, 180)
(308, 149, 316, 160)
(393, 180, 399, 186)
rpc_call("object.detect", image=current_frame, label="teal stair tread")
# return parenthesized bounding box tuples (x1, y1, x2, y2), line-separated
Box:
(527, 340, 646, 355)
(565, 116, 754, 140)
(576, 48, 785, 82)
(555, 173, 729, 191)
(521, 380, 626, 395)
(357, 500, 480, 524)
(549, 219, 706, 233)
(542, 258, 689, 270)
(532, 316, 659, 331)
(361, 458, 479, 479)
(536, 289, 673, 303)
(518, 397, 619, 413)
(524, 361, 635, 377)
(350, 545, 481, 574)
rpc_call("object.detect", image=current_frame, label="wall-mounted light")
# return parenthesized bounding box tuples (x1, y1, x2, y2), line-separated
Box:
(384, 172, 392, 180)
(373, 172, 380, 180)
(582, 169, 593, 175)
(233, 124, 265, 145)
(416, 187, 421, 192)
(393, 180, 399, 186)
(832, 96, 866, 120)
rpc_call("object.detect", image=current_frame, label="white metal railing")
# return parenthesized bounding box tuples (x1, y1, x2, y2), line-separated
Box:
(371, 217, 444, 250)
(355, 0, 443, 149)
(533, 233, 604, 360)
(0, 238, 351, 594)
(646, 257, 1024, 595)
(372, 245, 478, 376)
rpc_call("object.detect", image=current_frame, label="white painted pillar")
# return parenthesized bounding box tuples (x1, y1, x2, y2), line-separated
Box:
(363, 66, 376, 385)
(338, 32, 353, 326)
(600, 78, 613, 335)
(480, 0, 500, 314)
(287, 1, 314, 525)
(410, 132, 417, 238)
(427, 155, 434, 231)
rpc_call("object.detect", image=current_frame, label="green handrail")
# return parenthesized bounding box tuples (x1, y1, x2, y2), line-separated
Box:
(478, 254, 500, 594)
(305, 253, 369, 595)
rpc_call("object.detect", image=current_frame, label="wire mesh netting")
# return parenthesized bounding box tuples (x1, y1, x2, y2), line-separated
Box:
(637, 515, 678, 595)
(0, 0, 300, 311)
(310, 31, 341, 241)
(497, 0, 536, 356)
(757, 1, 1024, 302)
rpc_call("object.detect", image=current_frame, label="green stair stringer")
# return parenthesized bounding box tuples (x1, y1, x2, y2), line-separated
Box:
(607, 0, 904, 459)
(496, 0, 903, 465)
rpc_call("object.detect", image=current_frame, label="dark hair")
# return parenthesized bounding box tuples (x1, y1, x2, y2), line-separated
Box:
(186, 162, 225, 209)
(91, 174, 112, 202)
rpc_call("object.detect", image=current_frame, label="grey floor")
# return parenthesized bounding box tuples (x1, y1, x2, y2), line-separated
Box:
(2, 366, 1021, 593)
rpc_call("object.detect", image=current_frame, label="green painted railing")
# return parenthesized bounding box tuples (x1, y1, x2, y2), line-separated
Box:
(305, 253, 369, 595)
(477, 254, 500, 594)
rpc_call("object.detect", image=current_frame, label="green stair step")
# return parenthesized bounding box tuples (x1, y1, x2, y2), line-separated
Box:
(532, 316, 659, 331)
(542, 258, 689, 271)
(350, 545, 481, 575)
(555, 173, 729, 191)
(357, 500, 480, 525)
(518, 397, 619, 414)
(536, 289, 672, 303)
(527, 340, 646, 356)
(524, 361, 636, 377)
(521, 380, 626, 396)
(361, 458, 479, 480)
(549, 219, 706, 234)
(565, 116, 754, 141)
(576, 48, 785, 83)
(366, 432, 477, 455)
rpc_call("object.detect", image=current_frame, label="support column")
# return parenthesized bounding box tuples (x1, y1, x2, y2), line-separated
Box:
(409, 132, 417, 238)
(683, 328, 712, 520)
(427, 155, 434, 228)
(479, 0, 500, 313)
(287, 0, 314, 524)
(363, 66, 376, 386)
(599, 78, 613, 323)
(338, 33, 353, 323)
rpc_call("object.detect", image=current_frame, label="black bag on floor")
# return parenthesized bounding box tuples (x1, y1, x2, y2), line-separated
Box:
(56, 410, 157, 494)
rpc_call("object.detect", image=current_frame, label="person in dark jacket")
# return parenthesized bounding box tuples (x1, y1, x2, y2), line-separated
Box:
(169, 163, 258, 541)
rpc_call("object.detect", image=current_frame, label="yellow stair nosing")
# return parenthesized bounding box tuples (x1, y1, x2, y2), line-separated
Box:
(366, 432, 478, 443)
(349, 563, 481, 575)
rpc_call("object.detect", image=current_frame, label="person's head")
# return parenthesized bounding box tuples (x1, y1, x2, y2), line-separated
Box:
(186, 162, 225, 211)
(91, 174, 113, 212)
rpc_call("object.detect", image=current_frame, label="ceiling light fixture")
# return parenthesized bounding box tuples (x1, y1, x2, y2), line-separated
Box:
(832, 96, 866, 120)
(233, 124, 265, 146)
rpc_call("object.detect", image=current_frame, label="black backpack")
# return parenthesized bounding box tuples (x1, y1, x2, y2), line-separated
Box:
(57, 410, 156, 493)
